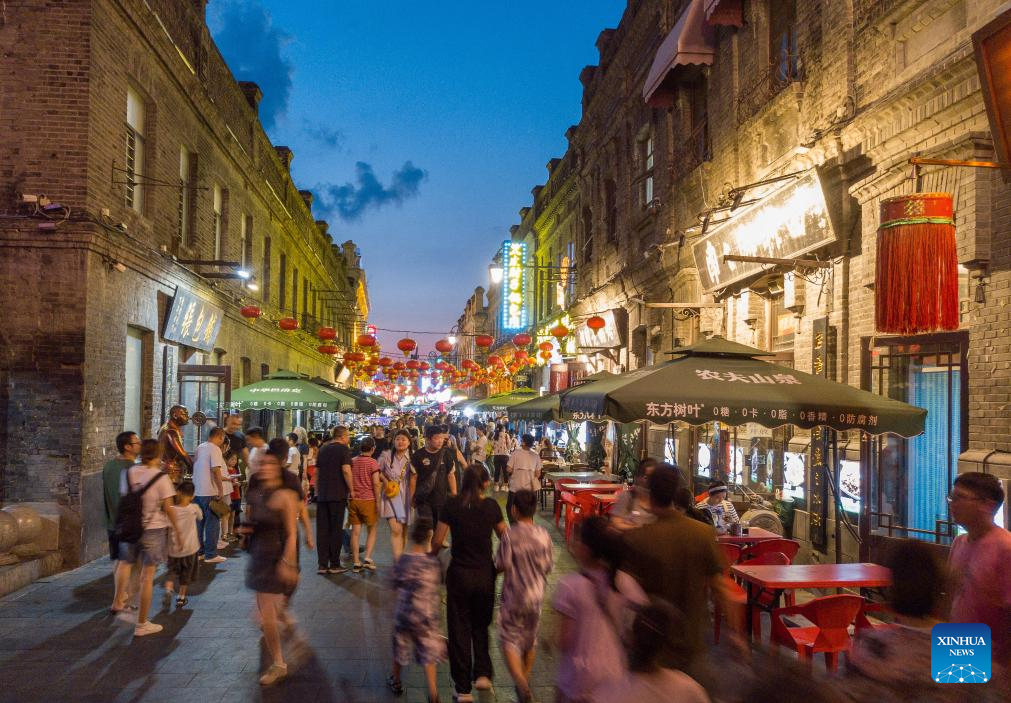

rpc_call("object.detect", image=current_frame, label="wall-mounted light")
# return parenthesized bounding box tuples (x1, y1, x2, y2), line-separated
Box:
(489, 264, 504, 284)
(245, 275, 260, 292)
(448, 334, 457, 345)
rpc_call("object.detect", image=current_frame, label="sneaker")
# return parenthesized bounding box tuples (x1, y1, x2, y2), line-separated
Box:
(115, 609, 137, 624)
(204, 555, 227, 564)
(363, 558, 376, 571)
(452, 693, 474, 703)
(259, 663, 287, 686)
(134, 621, 163, 637)
(327, 566, 348, 574)
(474, 676, 493, 691)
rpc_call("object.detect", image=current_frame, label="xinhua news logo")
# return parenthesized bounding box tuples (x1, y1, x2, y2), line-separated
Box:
(930, 623, 991, 683)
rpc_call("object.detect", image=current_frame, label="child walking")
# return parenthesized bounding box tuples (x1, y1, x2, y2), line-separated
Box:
(387, 518, 444, 703)
(165, 481, 202, 607)
(494, 489, 554, 703)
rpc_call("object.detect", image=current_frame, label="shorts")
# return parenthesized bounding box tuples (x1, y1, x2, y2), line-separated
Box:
(393, 624, 447, 666)
(119, 527, 169, 566)
(230, 499, 242, 514)
(348, 499, 378, 527)
(497, 607, 541, 654)
(108, 529, 120, 561)
(168, 553, 200, 585)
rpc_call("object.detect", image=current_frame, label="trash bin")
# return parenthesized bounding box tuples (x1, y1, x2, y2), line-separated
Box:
(775, 496, 796, 537)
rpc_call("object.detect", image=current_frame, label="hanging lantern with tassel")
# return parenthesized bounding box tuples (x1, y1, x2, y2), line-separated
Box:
(876, 192, 959, 334)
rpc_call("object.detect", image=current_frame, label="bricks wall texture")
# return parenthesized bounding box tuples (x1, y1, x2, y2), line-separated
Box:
(493, 0, 1010, 558)
(0, 0, 367, 565)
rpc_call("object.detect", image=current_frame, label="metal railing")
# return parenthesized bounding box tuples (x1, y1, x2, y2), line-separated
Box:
(670, 120, 711, 179)
(736, 55, 803, 124)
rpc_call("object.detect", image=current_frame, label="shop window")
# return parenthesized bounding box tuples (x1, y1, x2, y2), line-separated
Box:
(863, 335, 967, 543)
(125, 86, 146, 212)
(124, 327, 145, 433)
(770, 296, 796, 352)
(178, 148, 196, 246)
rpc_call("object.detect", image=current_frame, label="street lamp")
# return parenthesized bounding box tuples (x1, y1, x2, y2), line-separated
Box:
(489, 264, 503, 284)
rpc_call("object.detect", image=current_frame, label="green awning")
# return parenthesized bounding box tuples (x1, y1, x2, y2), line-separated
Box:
(507, 371, 615, 421)
(560, 337, 927, 436)
(308, 377, 381, 414)
(469, 387, 540, 413)
(226, 371, 357, 412)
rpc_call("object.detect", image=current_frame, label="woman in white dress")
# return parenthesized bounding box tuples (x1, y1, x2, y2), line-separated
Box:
(378, 429, 414, 559)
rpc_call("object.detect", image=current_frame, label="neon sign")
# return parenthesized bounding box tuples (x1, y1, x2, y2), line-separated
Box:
(500, 240, 528, 331)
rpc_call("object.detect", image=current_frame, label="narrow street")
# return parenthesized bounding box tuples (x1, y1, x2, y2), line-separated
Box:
(0, 500, 577, 703)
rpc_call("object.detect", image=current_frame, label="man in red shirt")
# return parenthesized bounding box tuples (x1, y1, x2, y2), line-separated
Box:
(947, 471, 1011, 669)
(346, 437, 381, 572)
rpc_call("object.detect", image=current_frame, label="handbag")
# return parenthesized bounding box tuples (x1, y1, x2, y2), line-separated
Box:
(209, 497, 231, 518)
(384, 480, 401, 499)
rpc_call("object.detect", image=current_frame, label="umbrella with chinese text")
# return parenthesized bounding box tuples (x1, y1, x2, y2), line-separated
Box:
(560, 337, 926, 436)
(226, 371, 358, 412)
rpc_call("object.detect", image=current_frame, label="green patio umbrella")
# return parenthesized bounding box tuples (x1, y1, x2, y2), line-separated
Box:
(226, 371, 357, 412)
(560, 337, 927, 436)
(308, 377, 380, 414)
(469, 387, 540, 413)
(507, 371, 615, 421)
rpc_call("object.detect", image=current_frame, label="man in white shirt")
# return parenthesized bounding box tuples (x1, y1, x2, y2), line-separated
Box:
(192, 427, 227, 563)
(506, 433, 542, 524)
(245, 426, 267, 479)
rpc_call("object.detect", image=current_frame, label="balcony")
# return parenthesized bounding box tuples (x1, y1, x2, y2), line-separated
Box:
(670, 120, 711, 180)
(736, 56, 803, 124)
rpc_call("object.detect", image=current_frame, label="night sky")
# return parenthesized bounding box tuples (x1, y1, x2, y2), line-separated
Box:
(209, 0, 625, 353)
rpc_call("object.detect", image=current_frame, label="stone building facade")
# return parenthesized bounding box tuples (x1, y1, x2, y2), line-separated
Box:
(0, 0, 367, 565)
(461, 0, 1011, 562)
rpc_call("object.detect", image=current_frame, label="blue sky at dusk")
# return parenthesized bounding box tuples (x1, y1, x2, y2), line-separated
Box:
(209, 1, 625, 353)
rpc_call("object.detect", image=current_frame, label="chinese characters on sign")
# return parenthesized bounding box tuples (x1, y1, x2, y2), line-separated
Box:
(695, 369, 801, 384)
(500, 240, 528, 332)
(163, 287, 224, 352)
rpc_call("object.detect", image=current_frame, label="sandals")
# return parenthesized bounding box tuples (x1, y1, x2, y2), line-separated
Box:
(363, 558, 376, 571)
(259, 663, 287, 686)
(176, 596, 188, 607)
(353, 562, 363, 572)
(387, 676, 404, 695)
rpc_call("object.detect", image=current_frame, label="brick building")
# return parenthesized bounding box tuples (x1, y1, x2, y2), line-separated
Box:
(0, 0, 367, 565)
(461, 0, 1011, 562)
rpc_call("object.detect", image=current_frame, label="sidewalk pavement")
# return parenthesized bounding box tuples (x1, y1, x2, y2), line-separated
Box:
(0, 496, 577, 703)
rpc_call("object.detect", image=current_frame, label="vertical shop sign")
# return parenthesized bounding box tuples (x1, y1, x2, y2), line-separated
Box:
(808, 317, 831, 551)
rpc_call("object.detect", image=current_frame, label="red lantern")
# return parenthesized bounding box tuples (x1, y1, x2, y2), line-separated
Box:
(514, 350, 528, 360)
(393, 362, 406, 371)
(406, 359, 421, 370)
(344, 351, 365, 363)
(488, 355, 503, 367)
(240, 305, 261, 319)
(461, 358, 477, 370)
(419, 361, 430, 371)
(397, 337, 417, 354)
(876, 193, 959, 334)
(378, 356, 394, 367)
(357, 333, 377, 347)
(512, 333, 532, 346)
(435, 338, 454, 354)
(317, 344, 339, 355)
(317, 326, 337, 340)
(475, 334, 494, 348)
(278, 317, 299, 331)
(538, 341, 554, 352)
(586, 315, 606, 331)
(539, 350, 553, 360)
(550, 324, 569, 340)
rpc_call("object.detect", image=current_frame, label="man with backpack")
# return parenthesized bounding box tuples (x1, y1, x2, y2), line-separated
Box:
(112, 438, 180, 636)
(409, 424, 459, 526)
(105, 431, 140, 614)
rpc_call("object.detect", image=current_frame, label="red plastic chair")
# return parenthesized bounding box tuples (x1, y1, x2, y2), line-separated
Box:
(714, 543, 745, 644)
(744, 538, 801, 563)
(554, 479, 578, 527)
(564, 492, 598, 544)
(855, 601, 897, 633)
(737, 552, 790, 641)
(771, 594, 864, 672)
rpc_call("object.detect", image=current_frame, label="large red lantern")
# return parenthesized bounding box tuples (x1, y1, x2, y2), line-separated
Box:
(419, 361, 430, 371)
(512, 333, 532, 346)
(393, 362, 406, 371)
(357, 333, 377, 347)
(378, 356, 394, 367)
(487, 355, 503, 367)
(406, 359, 421, 370)
(278, 317, 299, 331)
(318, 326, 337, 340)
(435, 338, 454, 354)
(514, 350, 528, 361)
(586, 315, 606, 331)
(876, 192, 959, 334)
(318, 344, 339, 355)
(240, 305, 261, 319)
(344, 351, 366, 363)
(475, 334, 494, 349)
(550, 324, 569, 340)
(538, 341, 554, 352)
(397, 337, 417, 354)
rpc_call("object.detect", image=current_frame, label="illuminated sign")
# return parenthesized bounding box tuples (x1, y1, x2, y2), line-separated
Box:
(692, 171, 835, 292)
(500, 240, 528, 332)
(163, 287, 223, 352)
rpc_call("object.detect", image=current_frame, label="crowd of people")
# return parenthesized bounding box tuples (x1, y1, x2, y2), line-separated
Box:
(98, 410, 1010, 702)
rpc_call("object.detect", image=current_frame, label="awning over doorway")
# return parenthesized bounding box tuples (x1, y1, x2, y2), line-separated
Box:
(643, 0, 715, 107)
(226, 370, 357, 412)
(560, 337, 927, 437)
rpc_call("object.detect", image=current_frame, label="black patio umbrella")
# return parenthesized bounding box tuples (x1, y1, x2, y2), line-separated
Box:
(560, 337, 926, 437)
(507, 371, 615, 422)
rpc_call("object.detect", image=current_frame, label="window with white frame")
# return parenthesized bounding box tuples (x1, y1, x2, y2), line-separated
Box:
(213, 184, 223, 260)
(125, 87, 146, 212)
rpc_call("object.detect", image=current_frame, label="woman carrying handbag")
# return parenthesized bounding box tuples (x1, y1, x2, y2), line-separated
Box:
(379, 429, 414, 560)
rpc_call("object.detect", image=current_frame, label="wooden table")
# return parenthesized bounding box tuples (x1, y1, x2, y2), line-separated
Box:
(716, 527, 782, 545)
(730, 563, 891, 638)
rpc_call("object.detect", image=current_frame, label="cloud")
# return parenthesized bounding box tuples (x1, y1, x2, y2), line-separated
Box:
(211, 0, 293, 131)
(302, 120, 346, 150)
(314, 162, 428, 222)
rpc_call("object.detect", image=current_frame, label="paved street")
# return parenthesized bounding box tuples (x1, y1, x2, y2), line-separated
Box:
(0, 497, 576, 703)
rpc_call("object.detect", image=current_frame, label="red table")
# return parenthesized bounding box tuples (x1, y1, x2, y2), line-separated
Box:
(729, 563, 891, 638)
(592, 493, 619, 514)
(561, 482, 626, 492)
(716, 527, 782, 545)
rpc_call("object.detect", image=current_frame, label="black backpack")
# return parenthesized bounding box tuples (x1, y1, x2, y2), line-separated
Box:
(114, 469, 166, 543)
